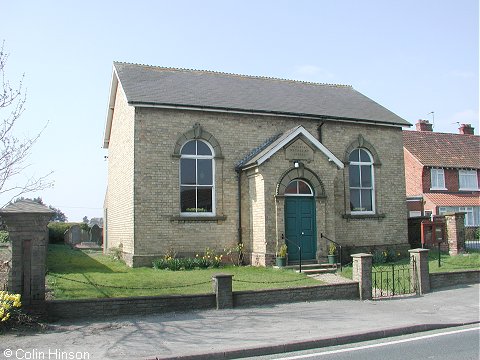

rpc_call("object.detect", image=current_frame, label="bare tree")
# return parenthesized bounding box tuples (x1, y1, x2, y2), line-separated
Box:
(0, 41, 52, 203)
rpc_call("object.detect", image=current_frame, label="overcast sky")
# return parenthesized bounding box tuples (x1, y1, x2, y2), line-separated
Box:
(1, 0, 478, 221)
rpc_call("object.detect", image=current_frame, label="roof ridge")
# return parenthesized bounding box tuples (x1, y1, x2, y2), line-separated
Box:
(113, 61, 353, 89)
(403, 130, 479, 138)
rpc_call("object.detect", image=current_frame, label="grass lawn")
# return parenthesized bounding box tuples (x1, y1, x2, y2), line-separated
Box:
(46, 245, 321, 300)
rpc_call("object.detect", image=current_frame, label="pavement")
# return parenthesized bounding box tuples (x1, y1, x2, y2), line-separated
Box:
(1, 283, 479, 360)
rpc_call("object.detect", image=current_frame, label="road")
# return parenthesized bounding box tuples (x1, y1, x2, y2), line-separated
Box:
(247, 325, 480, 360)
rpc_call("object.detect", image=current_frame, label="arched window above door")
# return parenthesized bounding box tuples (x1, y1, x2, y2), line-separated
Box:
(284, 179, 313, 196)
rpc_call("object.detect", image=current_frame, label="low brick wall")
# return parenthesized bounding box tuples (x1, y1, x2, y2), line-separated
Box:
(430, 270, 480, 290)
(47, 293, 216, 320)
(234, 282, 359, 307)
(47, 282, 360, 320)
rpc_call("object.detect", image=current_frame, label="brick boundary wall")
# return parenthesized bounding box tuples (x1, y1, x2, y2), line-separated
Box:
(46, 282, 359, 320)
(47, 294, 216, 321)
(233, 282, 359, 307)
(430, 270, 480, 290)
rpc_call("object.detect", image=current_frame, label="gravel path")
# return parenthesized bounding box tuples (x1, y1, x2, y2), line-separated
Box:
(308, 272, 353, 284)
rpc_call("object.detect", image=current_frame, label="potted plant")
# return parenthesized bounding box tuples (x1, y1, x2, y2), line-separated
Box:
(276, 244, 288, 267)
(327, 243, 337, 265)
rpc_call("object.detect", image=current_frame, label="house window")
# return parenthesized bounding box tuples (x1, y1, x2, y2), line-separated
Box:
(430, 168, 446, 190)
(439, 206, 479, 227)
(459, 170, 478, 191)
(180, 140, 215, 215)
(349, 148, 374, 213)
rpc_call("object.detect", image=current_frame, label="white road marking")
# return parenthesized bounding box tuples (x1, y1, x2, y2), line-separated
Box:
(274, 327, 480, 360)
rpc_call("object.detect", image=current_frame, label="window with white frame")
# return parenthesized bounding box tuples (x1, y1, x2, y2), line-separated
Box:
(459, 170, 478, 191)
(284, 179, 314, 196)
(349, 148, 375, 213)
(180, 139, 215, 215)
(438, 206, 479, 227)
(430, 168, 446, 190)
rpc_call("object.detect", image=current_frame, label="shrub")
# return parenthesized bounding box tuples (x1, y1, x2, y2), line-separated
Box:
(372, 249, 387, 264)
(48, 222, 71, 243)
(0, 291, 21, 324)
(153, 248, 223, 271)
(0, 231, 8, 243)
(226, 243, 244, 266)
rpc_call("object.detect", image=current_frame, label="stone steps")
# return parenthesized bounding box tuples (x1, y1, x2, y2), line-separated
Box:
(285, 262, 339, 274)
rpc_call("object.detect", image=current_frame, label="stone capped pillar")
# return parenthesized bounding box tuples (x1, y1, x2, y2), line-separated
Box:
(409, 248, 430, 295)
(351, 253, 373, 300)
(0, 200, 54, 312)
(212, 274, 233, 309)
(444, 212, 465, 256)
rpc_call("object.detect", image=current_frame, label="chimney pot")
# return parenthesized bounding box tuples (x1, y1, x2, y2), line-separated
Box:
(415, 119, 433, 132)
(459, 124, 474, 135)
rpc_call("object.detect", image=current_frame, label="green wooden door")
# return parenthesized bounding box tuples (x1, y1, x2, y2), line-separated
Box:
(285, 197, 316, 261)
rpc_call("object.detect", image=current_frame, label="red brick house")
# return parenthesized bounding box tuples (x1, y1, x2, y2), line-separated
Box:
(403, 120, 480, 228)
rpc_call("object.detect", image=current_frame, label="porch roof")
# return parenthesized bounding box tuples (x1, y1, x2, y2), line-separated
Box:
(236, 126, 344, 170)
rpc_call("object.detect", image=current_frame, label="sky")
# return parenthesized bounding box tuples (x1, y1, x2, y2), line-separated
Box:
(1, 0, 478, 221)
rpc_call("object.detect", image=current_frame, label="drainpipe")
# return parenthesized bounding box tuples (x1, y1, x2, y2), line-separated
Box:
(317, 121, 325, 143)
(236, 169, 243, 247)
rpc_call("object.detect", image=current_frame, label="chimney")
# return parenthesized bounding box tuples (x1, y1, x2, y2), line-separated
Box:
(458, 124, 474, 135)
(415, 119, 433, 132)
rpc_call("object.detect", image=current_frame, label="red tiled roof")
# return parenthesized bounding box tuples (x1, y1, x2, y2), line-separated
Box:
(403, 130, 480, 169)
(424, 192, 480, 207)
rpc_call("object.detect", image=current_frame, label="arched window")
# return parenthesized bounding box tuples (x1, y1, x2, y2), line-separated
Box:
(180, 139, 215, 215)
(284, 179, 313, 196)
(349, 148, 374, 213)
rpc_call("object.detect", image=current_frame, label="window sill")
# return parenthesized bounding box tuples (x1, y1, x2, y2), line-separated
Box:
(430, 188, 448, 191)
(343, 213, 386, 220)
(170, 215, 227, 223)
(459, 188, 479, 192)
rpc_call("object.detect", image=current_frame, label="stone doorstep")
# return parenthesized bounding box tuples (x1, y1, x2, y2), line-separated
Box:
(73, 242, 102, 250)
(284, 263, 339, 275)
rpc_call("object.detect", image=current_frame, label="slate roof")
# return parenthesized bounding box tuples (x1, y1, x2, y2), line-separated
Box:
(113, 62, 410, 126)
(403, 130, 480, 169)
(424, 193, 480, 207)
(0, 200, 54, 214)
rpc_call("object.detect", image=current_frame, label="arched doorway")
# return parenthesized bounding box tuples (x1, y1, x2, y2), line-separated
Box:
(284, 179, 316, 261)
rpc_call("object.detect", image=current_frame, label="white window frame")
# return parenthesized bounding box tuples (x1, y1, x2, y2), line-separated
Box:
(439, 206, 478, 227)
(430, 168, 446, 190)
(179, 140, 216, 217)
(284, 179, 314, 197)
(349, 149, 375, 215)
(459, 170, 479, 191)
(459, 207, 474, 227)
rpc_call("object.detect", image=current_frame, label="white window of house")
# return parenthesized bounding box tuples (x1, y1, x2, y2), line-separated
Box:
(459, 207, 475, 227)
(459, 170, 478, 191)
(430, 168, 446, 190)
(439, 206, 479, 227)
(180, 139, 215, 215)
(349, 148, 375, 214)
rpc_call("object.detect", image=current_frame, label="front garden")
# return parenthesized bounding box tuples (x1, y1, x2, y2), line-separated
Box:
(46, 245, 321, 300)
(340, 250, 480, 279)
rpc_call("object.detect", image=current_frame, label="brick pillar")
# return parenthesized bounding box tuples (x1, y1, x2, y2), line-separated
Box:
(351, 253, 373, 300)
(444, 212, 465, 255)
(409, 249, 430, 295)
(0, 200, 54, 314)
(212, 274, 233, 309)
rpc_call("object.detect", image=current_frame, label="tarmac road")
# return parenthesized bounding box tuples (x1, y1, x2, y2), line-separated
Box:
(0, 284, 479, 360)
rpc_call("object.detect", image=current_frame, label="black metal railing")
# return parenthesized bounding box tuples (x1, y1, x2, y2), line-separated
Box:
(372, 259, 417, 298)
(320, 233, 342, 271)
(282, 234, 303, 272)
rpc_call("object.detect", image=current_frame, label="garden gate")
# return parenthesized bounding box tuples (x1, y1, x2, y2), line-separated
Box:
(372, 259, 417, 299)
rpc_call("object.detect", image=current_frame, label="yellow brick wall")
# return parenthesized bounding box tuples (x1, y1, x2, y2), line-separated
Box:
(105, 84, 408, 266)
(104, 84, 135, 257)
